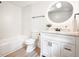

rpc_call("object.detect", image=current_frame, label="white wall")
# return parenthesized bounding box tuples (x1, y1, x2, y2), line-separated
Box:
(21, 5, 32, 38)
(0, 2, 24, 56)
(0, 2, 22, 39)
(32, 1, 52, 16)
(32, 1, 52, 32)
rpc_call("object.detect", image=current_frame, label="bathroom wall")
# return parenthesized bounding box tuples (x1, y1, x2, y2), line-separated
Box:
(32, 1, 52, 32)
(0, 1, 22, 39)
(21, 5, 32, 38)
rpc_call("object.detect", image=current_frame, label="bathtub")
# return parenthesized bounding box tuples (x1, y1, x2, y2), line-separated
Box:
(0, 35, 27, 57)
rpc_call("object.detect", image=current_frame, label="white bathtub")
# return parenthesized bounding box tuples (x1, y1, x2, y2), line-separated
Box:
(0, 35, 27, 57)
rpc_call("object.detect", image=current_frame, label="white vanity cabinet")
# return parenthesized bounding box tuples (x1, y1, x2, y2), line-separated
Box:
(40, 32, 76, 57)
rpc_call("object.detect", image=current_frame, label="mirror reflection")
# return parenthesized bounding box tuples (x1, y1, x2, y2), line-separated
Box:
(48, 1, 73, 23)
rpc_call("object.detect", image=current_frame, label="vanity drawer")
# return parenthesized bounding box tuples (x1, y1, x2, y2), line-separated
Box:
(61, 43, 75, 57)
(41, 33, 75, 44)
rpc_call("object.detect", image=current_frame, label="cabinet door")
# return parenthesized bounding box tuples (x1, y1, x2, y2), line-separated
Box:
(76, 37, 79, 57)
(48, 41, 60, 57)
(76, 46, 79, 57)
(61, 43, 75, 57)
(41, 39, 50, 57)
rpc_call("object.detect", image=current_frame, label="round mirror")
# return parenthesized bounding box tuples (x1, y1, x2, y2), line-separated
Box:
(47, 1, 73, 23)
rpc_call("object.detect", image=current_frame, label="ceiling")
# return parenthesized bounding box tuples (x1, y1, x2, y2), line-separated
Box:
(7, 1, 37, 7)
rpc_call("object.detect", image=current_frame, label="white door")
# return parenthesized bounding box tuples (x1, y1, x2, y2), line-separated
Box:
(48, 41, 60, 57)
(61, 43, 75, 57)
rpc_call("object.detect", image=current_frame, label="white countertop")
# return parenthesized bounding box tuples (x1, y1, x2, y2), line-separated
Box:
(42, 31, 79, 37)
